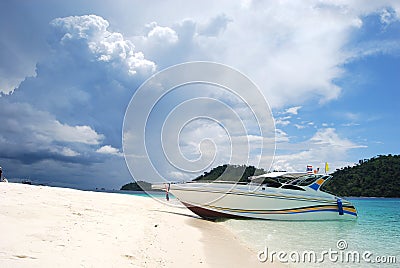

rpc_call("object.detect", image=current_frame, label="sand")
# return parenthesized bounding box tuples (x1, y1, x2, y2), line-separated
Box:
(0, 183, 272, 267)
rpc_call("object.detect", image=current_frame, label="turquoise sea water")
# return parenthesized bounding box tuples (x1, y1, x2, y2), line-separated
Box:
(223, 198, 400, 267)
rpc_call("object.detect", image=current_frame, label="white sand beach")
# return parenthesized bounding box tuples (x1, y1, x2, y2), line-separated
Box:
(0, 183, 272, 267)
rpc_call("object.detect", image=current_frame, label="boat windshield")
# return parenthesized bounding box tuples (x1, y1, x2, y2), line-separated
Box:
(250, 173, 330, 187)
(288, 174, 328, 186)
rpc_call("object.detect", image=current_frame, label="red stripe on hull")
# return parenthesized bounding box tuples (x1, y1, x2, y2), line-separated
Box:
(181, 202, 245, 220)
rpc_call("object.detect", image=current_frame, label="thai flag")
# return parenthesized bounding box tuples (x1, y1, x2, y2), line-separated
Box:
(307, 165, 313, 174)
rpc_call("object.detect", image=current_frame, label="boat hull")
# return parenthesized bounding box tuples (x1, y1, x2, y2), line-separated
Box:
(169, 183, 357, 221)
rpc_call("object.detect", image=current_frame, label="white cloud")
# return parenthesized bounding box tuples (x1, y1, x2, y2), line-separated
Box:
(343, 112, 360, 121)
(47, 123, 103, 145)
(0, 76, 32, 95)
(96, 145, 122, 156)
(285, 106, 302, 115)
(141, 1, 399, 108)
(2, 14, 157, 163)
(59, 147, 80, 157)
(51, 15, 156, 77)
(380, 8, 398, 25)
(294, 124, 306, 129)
(0, 101, 104, 164)
(146, 22, 179, 44)
(133, 20, 201, 68)
(275, 117, 291, 127)
(341, 122, 360, 127)
(272, 128, 366, 172)
(275, 129, 289, 143)
(310, 128, 362, 148)
(198, 14, 232, 37)
(1, 101, 103, 145)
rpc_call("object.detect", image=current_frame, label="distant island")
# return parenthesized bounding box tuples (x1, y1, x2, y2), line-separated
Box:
(120, 181, 152, 191)
(121, 155, 400, 197)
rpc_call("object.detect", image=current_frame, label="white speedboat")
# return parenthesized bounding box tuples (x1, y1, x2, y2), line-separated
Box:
(153, 172, 357, 221)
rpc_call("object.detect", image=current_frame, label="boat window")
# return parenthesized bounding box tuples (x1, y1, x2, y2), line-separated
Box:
(280, 185, 306, 191)
(297, 176, 318, 186)
(263, 179, 282, 188)
(276, 177, 293, 184)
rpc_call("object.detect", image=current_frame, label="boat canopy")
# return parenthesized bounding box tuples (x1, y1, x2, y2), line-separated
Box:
(249, 172, 309, 180)
(249, 172, 331, 188)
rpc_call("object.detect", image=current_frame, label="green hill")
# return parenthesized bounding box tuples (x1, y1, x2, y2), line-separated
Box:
(323, 154, 400, 197)
(193, 164, 266, 183)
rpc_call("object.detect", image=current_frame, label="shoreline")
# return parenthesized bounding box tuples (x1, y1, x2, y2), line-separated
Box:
(0, 183, 271, 267)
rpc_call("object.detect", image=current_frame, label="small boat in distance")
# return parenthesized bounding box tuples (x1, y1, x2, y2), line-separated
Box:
(153, 172, 357, 221)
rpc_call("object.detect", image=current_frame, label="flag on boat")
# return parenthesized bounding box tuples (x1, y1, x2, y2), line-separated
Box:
(325, 162, 329, 173)
(306, 165, 313, 174)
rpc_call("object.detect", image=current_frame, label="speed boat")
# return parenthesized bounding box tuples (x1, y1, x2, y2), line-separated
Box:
(153, 172, 357, 221)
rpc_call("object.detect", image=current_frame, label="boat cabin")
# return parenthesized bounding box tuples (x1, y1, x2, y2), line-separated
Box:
(248, 172, 331, 191)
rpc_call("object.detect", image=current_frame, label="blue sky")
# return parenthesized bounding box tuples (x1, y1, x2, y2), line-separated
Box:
(0, 1, 399, 189)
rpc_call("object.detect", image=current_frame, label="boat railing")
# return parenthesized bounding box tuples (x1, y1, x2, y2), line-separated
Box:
(186, 180, 249, 185)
